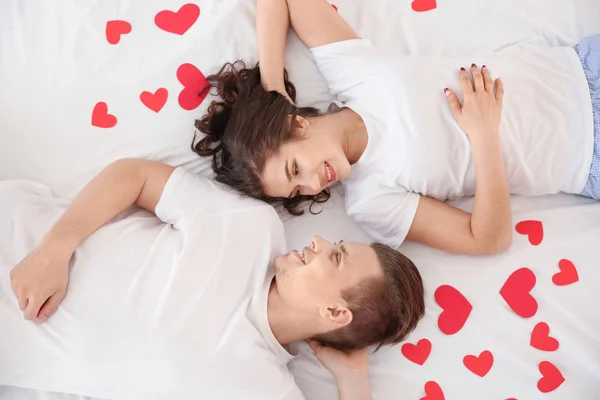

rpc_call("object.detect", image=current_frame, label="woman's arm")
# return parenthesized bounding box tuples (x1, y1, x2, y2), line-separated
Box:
(10, 159, 174, 322)
(256, 0, 290, 95)
(407, 65, 512, 255)
(309, 342, 372, 400)
(256, 0, 358, 95)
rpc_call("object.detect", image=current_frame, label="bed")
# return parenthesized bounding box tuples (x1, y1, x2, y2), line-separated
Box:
(1, 0, 599, 399)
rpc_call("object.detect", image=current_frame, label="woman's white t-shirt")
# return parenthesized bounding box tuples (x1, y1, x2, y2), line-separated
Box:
(310, 39, 594, 247)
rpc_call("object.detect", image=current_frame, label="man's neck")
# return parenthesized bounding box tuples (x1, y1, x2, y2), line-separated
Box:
(266, 280, 319, 347)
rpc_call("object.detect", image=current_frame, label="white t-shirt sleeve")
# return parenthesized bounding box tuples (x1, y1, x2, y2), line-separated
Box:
(349, 190, 421, 248)
(310, 39, 390, 104)
(154, 167, 233, 229)
(280, 384, 306, 400)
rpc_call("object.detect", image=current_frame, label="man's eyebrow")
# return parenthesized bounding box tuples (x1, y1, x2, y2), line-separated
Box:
(340, 242, 349, 264)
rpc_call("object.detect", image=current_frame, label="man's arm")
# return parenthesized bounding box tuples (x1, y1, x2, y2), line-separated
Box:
(10, 159, 174, 322)
(39, 158, 174, 255)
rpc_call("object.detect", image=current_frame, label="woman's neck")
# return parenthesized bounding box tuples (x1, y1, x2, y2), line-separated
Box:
(308, 107, 368, 165)
(337, 108, 368, 164)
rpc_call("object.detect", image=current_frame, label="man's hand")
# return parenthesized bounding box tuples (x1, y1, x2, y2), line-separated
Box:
(10, 241, 71, 323)
(10, 159, 174, 324)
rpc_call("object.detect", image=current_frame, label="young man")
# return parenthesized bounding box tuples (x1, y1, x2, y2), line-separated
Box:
(3, 159, 424, 399)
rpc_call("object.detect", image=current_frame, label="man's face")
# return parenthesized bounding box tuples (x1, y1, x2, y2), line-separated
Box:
(274, 236, 382, 324)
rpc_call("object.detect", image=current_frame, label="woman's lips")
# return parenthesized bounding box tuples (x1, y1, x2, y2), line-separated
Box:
(325, 162, 336, 184)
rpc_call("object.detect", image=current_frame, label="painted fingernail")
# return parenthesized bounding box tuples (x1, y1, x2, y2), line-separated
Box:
(460, 67, 466, 71)
(482, 65, 487, 69)
(444, 88, 450, 96)
(471, 63, 477, 68)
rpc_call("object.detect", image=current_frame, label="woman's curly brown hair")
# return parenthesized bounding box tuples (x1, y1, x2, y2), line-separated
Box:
(192, 61, 330, 215)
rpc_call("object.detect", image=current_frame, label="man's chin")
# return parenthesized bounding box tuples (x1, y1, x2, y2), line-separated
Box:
(274, 262, 286, 279)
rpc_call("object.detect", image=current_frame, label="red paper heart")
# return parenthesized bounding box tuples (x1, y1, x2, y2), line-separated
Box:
(515, 220, 544, 246)
(500, 267, 538, 318)
(177, 63, 209, 111)
(530, 322, 559, 352)
(463, 350, 494, 377)
(420, 381, 445, 400)
(552, 259, 579, 286)
(140, 88, 168, 113)
(401, 338, 431, 366)
(537, 361, 565, 393)
(331, 4, 338, 11)
(411, 0, 437, 12)
(435, 285, 472, 335)
(91, 102, 117, 128)
(105, 20, 131, 45)
(155, 4, 200, 35)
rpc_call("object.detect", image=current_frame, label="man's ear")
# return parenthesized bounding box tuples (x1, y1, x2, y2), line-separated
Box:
(286, 115, 309, 138)
(319, 304, 353, 328)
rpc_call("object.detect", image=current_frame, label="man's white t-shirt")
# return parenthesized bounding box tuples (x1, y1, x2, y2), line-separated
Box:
(310, 39, 595, 247)
(0, 168, 304, 400)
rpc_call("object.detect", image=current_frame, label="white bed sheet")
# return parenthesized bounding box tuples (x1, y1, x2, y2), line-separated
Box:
(1, 0, 599, 399)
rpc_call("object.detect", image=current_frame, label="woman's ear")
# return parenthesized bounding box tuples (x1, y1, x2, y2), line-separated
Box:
(287, 115, 310, 138)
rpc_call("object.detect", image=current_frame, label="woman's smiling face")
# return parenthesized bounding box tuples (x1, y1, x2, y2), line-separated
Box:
(261, 116, 351, 199)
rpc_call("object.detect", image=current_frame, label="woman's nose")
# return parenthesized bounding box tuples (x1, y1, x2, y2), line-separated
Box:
(302, 171, 321, 192)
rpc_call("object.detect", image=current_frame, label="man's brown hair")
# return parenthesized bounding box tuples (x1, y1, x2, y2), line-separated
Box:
(312, 243, 425, 351)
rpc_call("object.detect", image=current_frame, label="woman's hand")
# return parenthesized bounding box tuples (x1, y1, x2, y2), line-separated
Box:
(309, 340, 369, 380)
(10, 242, 72, 323)
(261, 80, 294, 104)
(445, 64, 504, 142)
(434, 64, 512, 255)
(309, 341, 372, 400)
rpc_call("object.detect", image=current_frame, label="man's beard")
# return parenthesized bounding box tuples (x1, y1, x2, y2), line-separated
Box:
(274, 261, 287, 279)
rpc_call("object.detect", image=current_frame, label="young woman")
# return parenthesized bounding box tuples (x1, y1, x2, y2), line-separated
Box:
(193, 0, 599, 255)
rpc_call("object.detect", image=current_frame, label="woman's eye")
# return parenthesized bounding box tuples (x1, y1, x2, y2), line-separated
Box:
(293, 162, 299, 175)
(336, 251, 341, 265)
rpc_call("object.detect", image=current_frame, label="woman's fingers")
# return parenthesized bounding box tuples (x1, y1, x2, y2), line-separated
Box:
(459, 67, 472, 94)
(495, 78, 504, 104)
(481, 65, 493, 92)
(444, 88, 462, 119)
(471, 63, 484, 92)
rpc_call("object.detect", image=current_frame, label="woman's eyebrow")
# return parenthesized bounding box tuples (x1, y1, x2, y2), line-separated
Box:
(284, 160, 295, 198)
(284, 160, 292, 182)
